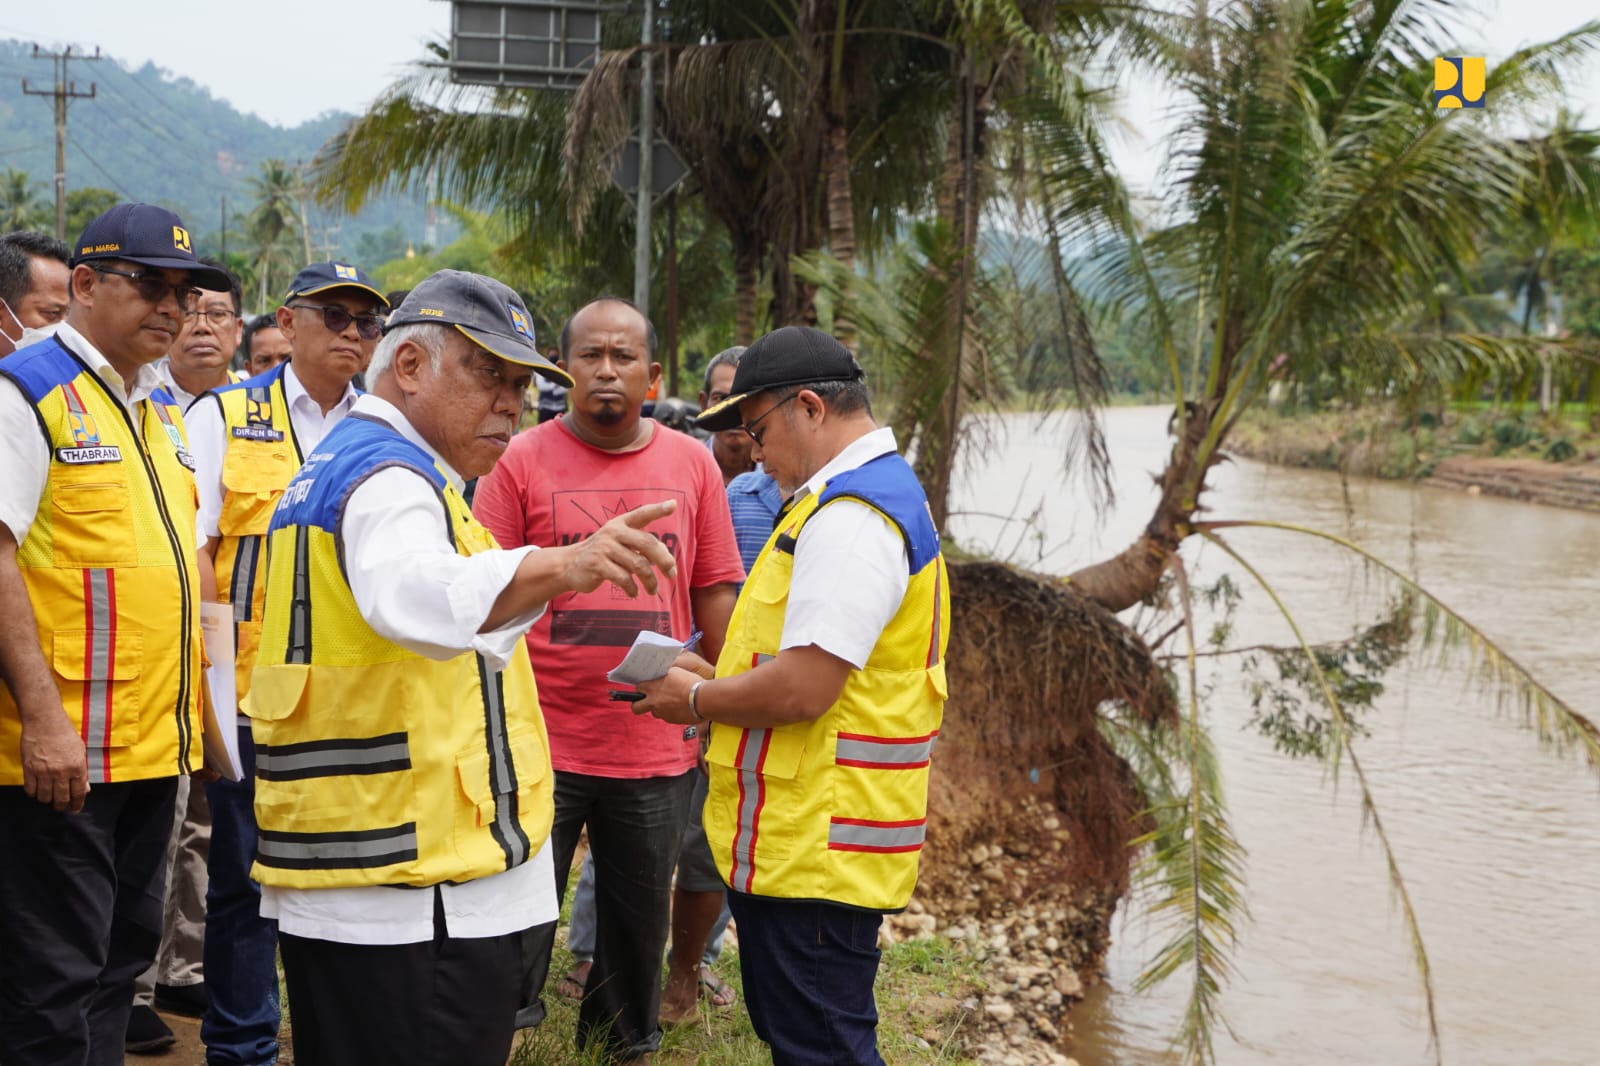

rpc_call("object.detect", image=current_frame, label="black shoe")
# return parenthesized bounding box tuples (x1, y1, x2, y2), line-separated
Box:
(154, 980, 209, 1018)
(513, 998, 547, 1031)
(126, 1004, 176, 1054)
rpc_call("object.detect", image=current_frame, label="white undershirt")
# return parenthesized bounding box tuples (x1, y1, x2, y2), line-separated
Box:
(259, 394, 558, 945)
(185, 362, 360, 543)
(0, 322, 166, 546)
(778, 426, 911, 669)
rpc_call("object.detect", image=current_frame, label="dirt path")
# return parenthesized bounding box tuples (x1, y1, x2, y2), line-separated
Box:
(1424, 454, 1600, 512)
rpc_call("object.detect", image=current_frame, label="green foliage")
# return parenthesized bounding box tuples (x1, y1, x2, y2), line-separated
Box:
(0, 167, 48, 231)
(1245, 597, 1413, 759)
(65, 188, 120, 241)
(0, 39, 430, 253)
(1545, 437, 1578, 461)
(1491, 417, 1536, 453)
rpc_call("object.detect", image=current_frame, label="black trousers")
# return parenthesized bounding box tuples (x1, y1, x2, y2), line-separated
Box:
(522, 768, 696, 1062)
(0, 776, 180, 1066)
(278, 891, 529, 1066)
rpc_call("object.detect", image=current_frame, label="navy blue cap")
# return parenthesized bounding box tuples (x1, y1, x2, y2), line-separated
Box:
(386, 269, 572, 386)
(696, 326, 864, 431)
(284, 262, 389, 308)
(71, 203, 231, 291)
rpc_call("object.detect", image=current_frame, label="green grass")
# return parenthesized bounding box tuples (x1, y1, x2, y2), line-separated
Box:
(508, 920, 985, 1065)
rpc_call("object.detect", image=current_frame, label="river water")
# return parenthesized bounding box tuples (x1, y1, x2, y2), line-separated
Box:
(948, 406, 1600, 1066)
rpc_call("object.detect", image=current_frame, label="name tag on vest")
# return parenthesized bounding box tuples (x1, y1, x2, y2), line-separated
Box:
(232, 426, 285, 442)
(56, 445, 122, 465)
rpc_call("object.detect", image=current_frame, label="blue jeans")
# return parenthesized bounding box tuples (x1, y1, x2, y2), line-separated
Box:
(522, 769, 695, 1062)
(726, 891, 886, 1066)
(201, 723, 279, 1065)
(568, 852, 730, 966)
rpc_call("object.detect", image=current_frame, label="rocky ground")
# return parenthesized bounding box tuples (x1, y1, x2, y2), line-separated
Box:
(885, 795, 1117, 1066)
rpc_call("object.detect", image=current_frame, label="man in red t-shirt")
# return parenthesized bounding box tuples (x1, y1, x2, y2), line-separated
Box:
(473, 297, 742, 1062)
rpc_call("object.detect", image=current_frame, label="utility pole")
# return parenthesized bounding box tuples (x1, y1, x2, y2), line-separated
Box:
(633, 0, 654, 315)
(22, 45, 100, 241)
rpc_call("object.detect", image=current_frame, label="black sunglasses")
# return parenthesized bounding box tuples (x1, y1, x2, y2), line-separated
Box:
(289, 302, 385, 341)
(95, 266, 200, 310)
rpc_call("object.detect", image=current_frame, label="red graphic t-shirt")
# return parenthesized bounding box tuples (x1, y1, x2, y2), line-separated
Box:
(472, 418, 745, 777)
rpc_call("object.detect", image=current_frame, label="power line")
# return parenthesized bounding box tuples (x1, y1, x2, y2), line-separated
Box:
(20, 44, 99, 240)
(67, 134, 133, 199)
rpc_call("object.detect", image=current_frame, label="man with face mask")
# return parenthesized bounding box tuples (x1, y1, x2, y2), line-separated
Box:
(0, 231, 71, 358)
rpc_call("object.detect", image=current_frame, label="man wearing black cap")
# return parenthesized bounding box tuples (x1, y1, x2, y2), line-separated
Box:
(0, 202, 230, 1065)
(181, 259, 387, 1066)
(635, 325, 951, 1066)
(240, 269, 678, 1066)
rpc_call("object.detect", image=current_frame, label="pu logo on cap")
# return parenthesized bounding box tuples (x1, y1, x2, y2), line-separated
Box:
(173, 226, 192, 253)
(508, 304, 534, 340)
(334, 264, 358, 280)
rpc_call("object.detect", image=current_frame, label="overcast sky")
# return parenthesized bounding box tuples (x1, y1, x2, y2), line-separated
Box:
(2, 0, 1597, 189)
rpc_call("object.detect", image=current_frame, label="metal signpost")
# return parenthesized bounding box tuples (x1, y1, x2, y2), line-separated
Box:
(443, 0, 666, 317)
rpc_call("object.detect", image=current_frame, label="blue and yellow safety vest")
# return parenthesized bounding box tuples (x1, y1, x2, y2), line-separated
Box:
(703, 451, 950, 912)
(197, 363, 300, 702)
(0, 337, 202, 784)
(246, 413, 554, 889)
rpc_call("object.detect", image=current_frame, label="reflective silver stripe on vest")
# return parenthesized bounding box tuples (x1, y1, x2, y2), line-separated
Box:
(230, 535, 262, 623)
(827, 818, 927, 852)
(83, 568, 113, 784)
(255, 733, 411, 781)
(255, 823, 419, 871)
(476, 653, 530, 869)
(286, 526, 311, 664)
(834, 731, 936, 768)
(730, 727, 771, 892)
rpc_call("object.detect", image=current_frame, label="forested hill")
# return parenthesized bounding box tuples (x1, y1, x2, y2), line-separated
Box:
(0, 39, 429, 254)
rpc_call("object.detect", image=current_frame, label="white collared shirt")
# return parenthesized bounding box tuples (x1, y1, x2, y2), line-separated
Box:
(259, 393, 557, 945)
(151, 356, 233, 414)
(0, 322, 169, 545)
(779, 426, 912, 669)
(186, 362, 360, 543)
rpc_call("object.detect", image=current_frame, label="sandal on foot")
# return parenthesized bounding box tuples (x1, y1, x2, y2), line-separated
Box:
(558, 960, 591, 1000)
(698, 966, 737, 1008)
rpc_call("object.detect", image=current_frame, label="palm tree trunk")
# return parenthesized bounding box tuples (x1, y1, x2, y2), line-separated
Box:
(825, 120, 858, 356)
(919, 57, 985, 530)
(1065, 400, 1225, 612)
(734, 239, 760, 344)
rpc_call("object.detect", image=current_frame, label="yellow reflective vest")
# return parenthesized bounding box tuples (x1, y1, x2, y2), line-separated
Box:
(246, 413, 554, 889)
(703, 451, 949, 912)
(0, 337, 202, 785)
(197, 364, 300, 702)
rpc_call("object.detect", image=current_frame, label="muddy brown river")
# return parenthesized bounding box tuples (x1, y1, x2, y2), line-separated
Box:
(950, 406, 1600, 1066)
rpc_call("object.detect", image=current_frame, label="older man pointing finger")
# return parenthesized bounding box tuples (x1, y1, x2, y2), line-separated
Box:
(243, 270, 676, 1066)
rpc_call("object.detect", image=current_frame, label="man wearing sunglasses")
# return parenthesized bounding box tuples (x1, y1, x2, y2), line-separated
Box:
(0, 202, 232, 1065)
(181, 260, 388, 1066)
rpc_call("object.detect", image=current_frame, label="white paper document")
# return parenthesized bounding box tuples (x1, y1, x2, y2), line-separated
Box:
(199, 602, 244, 781)
(607, 630, 690, 685)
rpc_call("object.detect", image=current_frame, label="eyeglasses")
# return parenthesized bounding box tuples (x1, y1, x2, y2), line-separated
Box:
(181, 307, 240, 328)
(95, 266, 200, 310)
(289, 302, 385, 341)
(741, 393, 798, 446)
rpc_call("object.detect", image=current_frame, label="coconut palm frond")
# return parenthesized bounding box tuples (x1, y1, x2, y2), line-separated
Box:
(1199, 530, 1442, 1065)
(1200, 520, 1600, 770)
(1118, 555, 1245, 1065)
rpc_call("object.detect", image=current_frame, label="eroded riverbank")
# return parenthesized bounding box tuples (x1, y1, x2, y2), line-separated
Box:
(1228, 406, 1600, 512)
